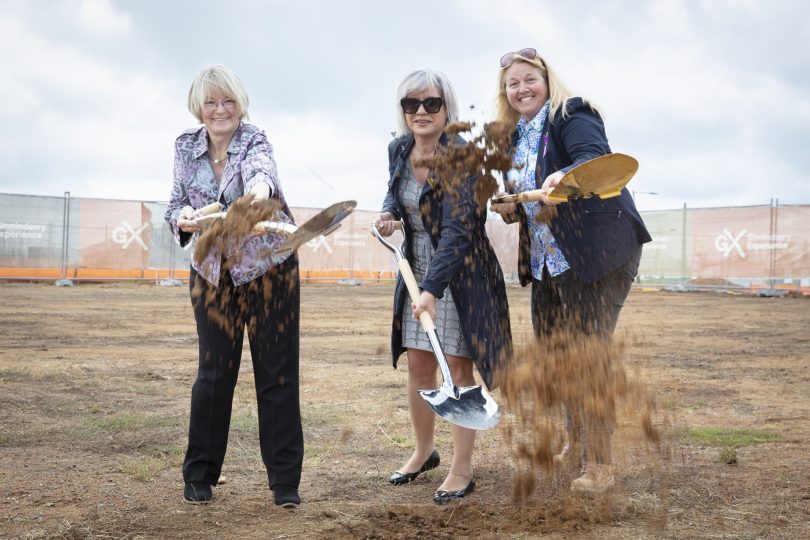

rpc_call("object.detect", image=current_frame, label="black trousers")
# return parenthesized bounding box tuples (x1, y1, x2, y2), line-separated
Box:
(530, 252, 640, 338)
(530, 251, 640, 465)
(183, 255, 303, 489)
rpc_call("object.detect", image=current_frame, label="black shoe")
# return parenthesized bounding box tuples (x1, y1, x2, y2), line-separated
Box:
(389, 450, 440, 485)
(272, 484, 300, 509)
(183, 482, 212, 504)
(433, 479, 475, 504)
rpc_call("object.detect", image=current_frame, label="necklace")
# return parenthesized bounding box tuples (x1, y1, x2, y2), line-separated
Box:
(208, 152, 227, 165)
(208, 143, 228, 165)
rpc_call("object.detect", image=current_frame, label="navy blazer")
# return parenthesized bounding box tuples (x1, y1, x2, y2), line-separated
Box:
(507, 98, 651, 284)
(381, 133, 513, 389)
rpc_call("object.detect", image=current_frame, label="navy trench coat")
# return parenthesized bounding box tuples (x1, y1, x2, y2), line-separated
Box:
(380, 133, 513, 389)
(505, 98, 651, 285)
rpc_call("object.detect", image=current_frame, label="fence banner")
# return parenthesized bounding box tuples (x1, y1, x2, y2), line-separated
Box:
(691, 205, 808, 282)
(1, 192, 808, 289)
(0, 193, 65, 266)
(78, 199, 152, 269)
(637, 208, 691, 280)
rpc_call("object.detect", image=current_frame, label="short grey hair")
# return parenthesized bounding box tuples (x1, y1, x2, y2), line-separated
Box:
(395, 69, 459, 136)
(187, 65, 250, 123)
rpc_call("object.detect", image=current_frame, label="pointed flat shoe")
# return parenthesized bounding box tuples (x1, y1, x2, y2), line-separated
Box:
(433, 478, 475, 504)
(389, 450, 440, 485)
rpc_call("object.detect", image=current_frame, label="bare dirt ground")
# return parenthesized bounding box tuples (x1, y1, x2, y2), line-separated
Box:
(1, 282, 808, 539)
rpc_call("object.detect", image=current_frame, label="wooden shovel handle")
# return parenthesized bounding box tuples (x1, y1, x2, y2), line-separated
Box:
(491, 189, 546, 204)
(197, 201, 223, 216)
(374, 221, 436, 333)
(377, 219, 430, 329)
(397, 259, 435, 332)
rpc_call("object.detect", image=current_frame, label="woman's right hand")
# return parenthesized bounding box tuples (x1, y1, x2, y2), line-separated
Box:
(374, 212, 394, 236)
(373, 212, 396, 237)
(489, 193, 516, 220)
(177, 205, 202, 233)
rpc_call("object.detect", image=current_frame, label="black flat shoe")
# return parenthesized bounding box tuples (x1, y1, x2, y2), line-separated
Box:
(272, 484, 300, 509)
(433, 479, 475, 504)
(183, 481, 212, 504)
(389, 450, 440, 485)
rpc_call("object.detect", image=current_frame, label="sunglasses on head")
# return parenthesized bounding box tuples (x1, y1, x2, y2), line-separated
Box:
(400, 96, 444, 114)
(499, 48, 539, 68)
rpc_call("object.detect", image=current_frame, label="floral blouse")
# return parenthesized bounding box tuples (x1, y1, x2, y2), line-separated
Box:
(507, 102, 571, 280)
(165, 122, 294, 286)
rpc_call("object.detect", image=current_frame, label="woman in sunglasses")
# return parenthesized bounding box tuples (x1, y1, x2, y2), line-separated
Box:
(490, 49, 651, 494)
(374, 70, 512, 504)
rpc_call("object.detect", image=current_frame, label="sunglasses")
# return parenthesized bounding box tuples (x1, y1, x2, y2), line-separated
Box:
(400, 96, 444, 114)
(499, 48, 539, 68)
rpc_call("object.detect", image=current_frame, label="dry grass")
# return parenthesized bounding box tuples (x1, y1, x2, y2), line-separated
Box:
(1, 284, 809, 539)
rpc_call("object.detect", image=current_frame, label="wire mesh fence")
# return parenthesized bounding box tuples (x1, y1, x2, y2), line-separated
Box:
(1, 192, 808, 293)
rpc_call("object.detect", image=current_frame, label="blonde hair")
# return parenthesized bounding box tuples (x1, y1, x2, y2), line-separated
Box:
(395, 69, 460, 137)
(187, 65, 250, 123)
(494, 54, 587, 126)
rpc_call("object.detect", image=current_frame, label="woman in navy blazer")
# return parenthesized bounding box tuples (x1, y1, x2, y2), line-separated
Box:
(490, 49, 651, 495)
(374, 69, 512, 504)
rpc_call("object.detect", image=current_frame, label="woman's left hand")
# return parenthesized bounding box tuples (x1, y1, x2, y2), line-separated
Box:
(540, 170, 565, 205)
(412, 290, 436, 323)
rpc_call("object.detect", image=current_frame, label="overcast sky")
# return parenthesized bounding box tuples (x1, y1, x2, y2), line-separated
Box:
(2, 0, 809, 212)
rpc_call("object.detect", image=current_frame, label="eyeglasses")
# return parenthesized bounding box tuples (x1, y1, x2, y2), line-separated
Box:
(499, 48, 539, 68)
(203, 99, 237, 112)
(400, 96, 444, 114)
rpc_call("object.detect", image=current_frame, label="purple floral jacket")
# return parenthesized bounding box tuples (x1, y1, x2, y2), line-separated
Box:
(165, 122, 295, 286)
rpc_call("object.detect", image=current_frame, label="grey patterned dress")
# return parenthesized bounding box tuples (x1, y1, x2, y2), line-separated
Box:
(398, 161, 470, 357)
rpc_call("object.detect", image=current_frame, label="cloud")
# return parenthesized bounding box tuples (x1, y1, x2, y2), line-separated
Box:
(0, 0, 807, 213)
(78, 0, 131, 37)
(251, 107, 390, 211)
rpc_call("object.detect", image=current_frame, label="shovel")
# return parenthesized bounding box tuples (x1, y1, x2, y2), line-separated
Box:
(491, 152, 638, 204)
(371, 221, 501, 430)
(194, 200, 357, 257)
(270, 200, 356, 258)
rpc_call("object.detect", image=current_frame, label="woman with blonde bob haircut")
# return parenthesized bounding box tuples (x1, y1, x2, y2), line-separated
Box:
(375, 69, 513, 504)
(187, 65, 251, 123)
(166, 64, 303, 509)
(490, 48, 651, 495)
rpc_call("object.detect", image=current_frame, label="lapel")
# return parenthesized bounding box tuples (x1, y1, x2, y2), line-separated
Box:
(390, 134, 414, 186)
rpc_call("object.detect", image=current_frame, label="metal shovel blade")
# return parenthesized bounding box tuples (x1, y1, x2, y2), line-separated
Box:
(272, 200, 357, 258)
(419, 385, 501, 430)
(371, 222, 501, 430)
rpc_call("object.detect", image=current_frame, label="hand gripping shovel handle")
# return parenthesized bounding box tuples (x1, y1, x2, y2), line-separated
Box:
(371, 222, 459, 399)
(197, 201, 224, 216)
(491, 189, 547, 205)
(372, 221, 502, 430)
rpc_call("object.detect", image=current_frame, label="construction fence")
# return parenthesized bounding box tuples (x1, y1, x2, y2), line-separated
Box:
(1, 193, 808, 293)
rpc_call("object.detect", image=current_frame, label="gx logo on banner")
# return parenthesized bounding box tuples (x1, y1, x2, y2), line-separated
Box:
(112, 221, 150, 250)
(715, 228, 746, 258)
